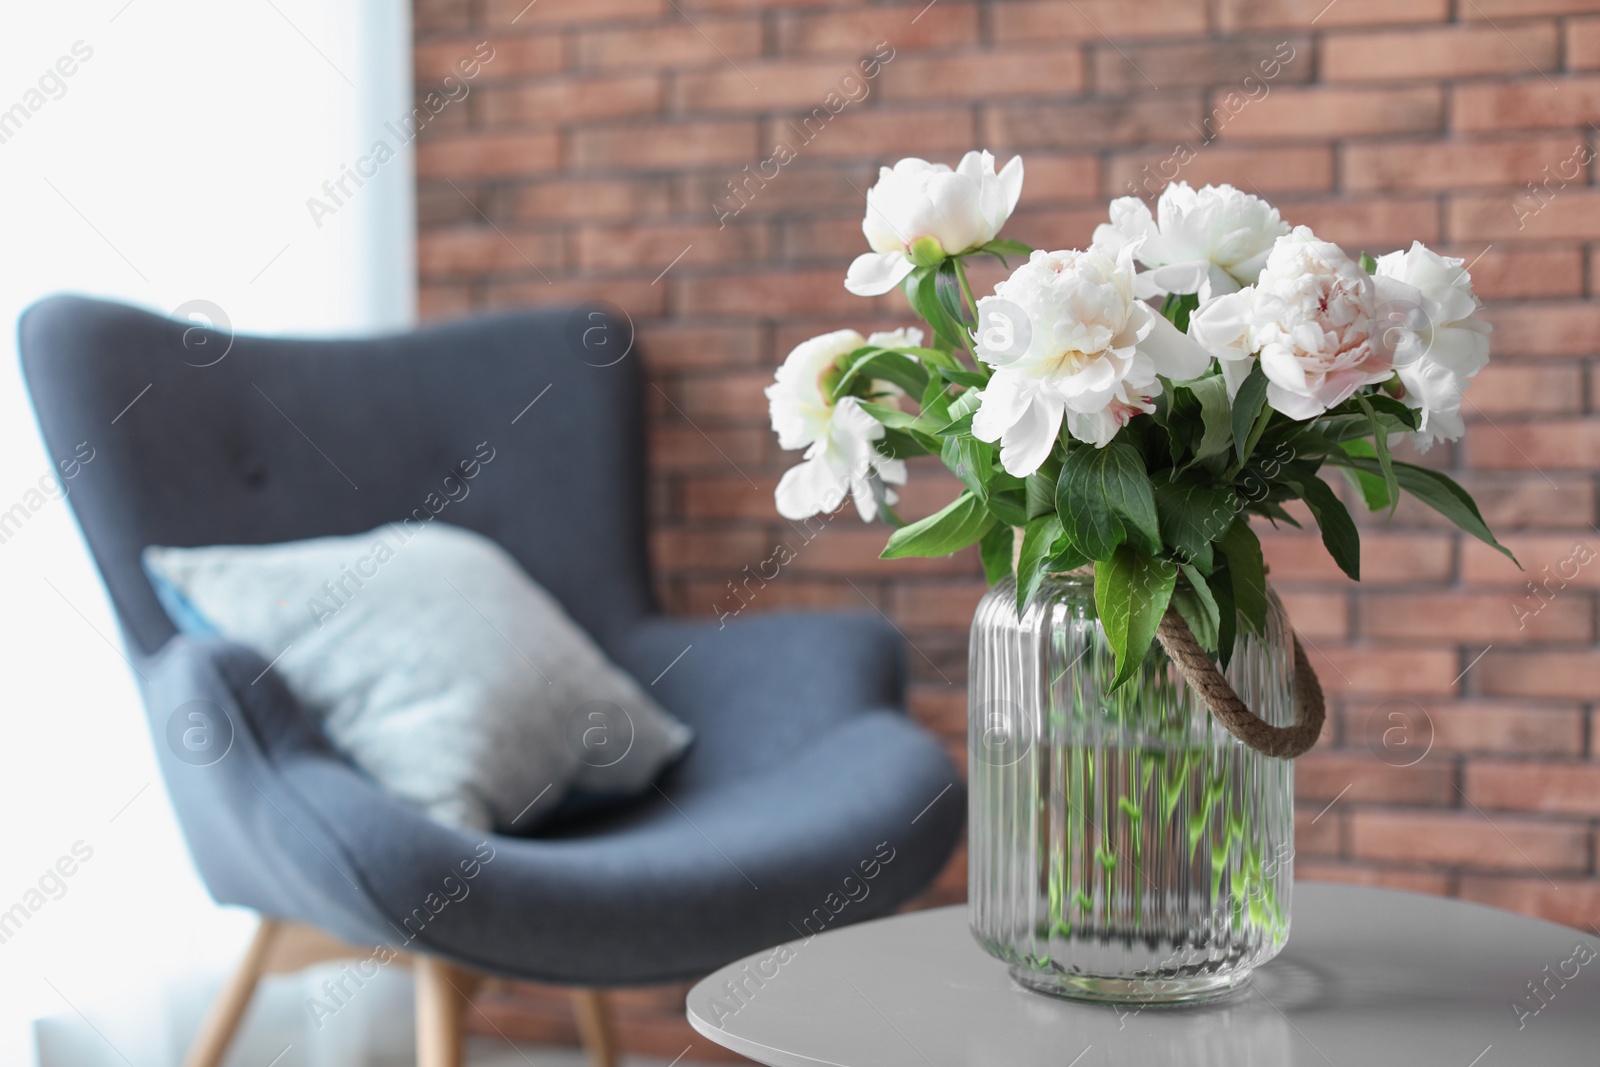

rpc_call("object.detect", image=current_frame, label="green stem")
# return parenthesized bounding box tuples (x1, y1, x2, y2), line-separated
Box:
(952, 256, 981, 328)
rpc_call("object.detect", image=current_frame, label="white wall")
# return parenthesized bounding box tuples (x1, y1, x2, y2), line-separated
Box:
(0, 2, 414, 1062)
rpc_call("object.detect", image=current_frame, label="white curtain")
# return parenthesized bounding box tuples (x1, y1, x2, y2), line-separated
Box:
(0, 2, 415, 1063)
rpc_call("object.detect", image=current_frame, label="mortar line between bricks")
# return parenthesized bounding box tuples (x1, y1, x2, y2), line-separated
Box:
(1462, 396, 1561, 490)
(667, 0, 759, 92)
(445, 179, 552, 284)
(1462, 0, 1560, 89)
(1452, 644, 1493, 686)
(1311, 783, 1353, 824)
(1454, 784, 1562, 889)
(651, 382, 762, 491)
(1066, 0, 1159, 91)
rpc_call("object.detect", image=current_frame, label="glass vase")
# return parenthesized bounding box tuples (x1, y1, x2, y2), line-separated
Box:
(967, 573, 1295, 1004)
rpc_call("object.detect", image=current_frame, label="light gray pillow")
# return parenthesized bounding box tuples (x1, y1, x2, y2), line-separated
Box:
(143, 522, 691, 831)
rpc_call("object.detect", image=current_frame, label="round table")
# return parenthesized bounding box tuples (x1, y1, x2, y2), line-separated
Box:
(687, 883, 1599, 1066)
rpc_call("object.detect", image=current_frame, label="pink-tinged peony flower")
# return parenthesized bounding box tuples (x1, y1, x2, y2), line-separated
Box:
(1189, 226, 1398, 420)
(970, 245, 1211, 475)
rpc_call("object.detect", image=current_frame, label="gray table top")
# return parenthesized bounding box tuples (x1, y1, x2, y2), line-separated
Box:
(686, 883, 1600, 1066)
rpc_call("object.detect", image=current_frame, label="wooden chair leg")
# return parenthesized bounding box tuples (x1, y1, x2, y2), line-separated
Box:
(571, 989, 618, 1067)
(183, 918, 283, 1067)
(416, 956, 479, 1067)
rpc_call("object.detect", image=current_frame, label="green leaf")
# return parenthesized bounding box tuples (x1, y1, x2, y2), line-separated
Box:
(930, 388, 984, 436)
(1160, 292, 1201, 334)
(869, 478, 904, 528)
(899, 346, 964, 374)
(1311, 413, 1381, 444)
(1232, 362, 1270, 467)
(984, 486, 1029, 528)
(905, 268, 969, 352)
(934, 366, 988, 390)
(1024, 456, 1063, 520)
(1056, 442, 1162, 561)
(1016, 514, 1064, 613)
(1313, 399, 1417, 448)
(875, 427, 937, 459)
(1324, 455, 1519, 565)
(1248, 499, 1302, 528)
(831, 348, 928, 401)
(1284, 428, 1353, 458)
(1154, 381, 1201, 466)
(1338, 439, 1392, 512)
(1044, 541, 1091, 575)
(973, 238, 1033, 266)
(1355, 395, 1400, 515)
(1280, 465, 1361, 581)
(1152, 475, 1238, 573)
(1095, 545, 1177, 691)
(1185, 375, 1234, 463)
(919, 374, 955, 420)
(935, 262, 969, 332)
(1216, 518, 1268, 636)
(1024, 471, 1055, 520)
(1209, 564, 1238, 670)
(942, 435, 993, 500)
(856, 400, 920, 431)
(1361, 394, 1422, 430)
(978, 524, 1014, 583)
(1359, 251, 1377, 274)
(881, 491, 997, 559)
(1172, 563, 1221, 653)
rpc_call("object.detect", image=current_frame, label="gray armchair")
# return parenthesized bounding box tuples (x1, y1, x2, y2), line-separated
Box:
(19, 295, 964, 1067)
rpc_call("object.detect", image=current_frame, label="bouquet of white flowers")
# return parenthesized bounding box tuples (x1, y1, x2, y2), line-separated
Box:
(765, 152, 1515, 690)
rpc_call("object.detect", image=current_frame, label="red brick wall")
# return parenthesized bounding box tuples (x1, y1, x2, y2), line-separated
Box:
(415, 0, 1600, 1047)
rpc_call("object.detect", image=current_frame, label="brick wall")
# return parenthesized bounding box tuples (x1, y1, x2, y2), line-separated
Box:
(415, 0, 1600, 1051)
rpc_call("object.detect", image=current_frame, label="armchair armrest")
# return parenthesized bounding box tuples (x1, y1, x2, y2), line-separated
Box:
(140, 635, 431, 946)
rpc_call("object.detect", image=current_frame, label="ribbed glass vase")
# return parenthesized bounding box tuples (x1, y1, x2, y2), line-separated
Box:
(967, 573, 1295, 1004)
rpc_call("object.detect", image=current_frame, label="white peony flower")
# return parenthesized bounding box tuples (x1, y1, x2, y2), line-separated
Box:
(766, 328, 921, 521)
(1372, 242, 1491, 450)
(845, 151, 1024, 297)
(1189, 226, 1397, 420)
(864, 326, 927, 354)
(970, 245, 1212, 475)
(1093, 182, 1289, 304)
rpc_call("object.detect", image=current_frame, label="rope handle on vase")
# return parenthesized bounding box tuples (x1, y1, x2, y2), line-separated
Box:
(1152, 608, 1325, 759)
(1010, 535, 1325, 758)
